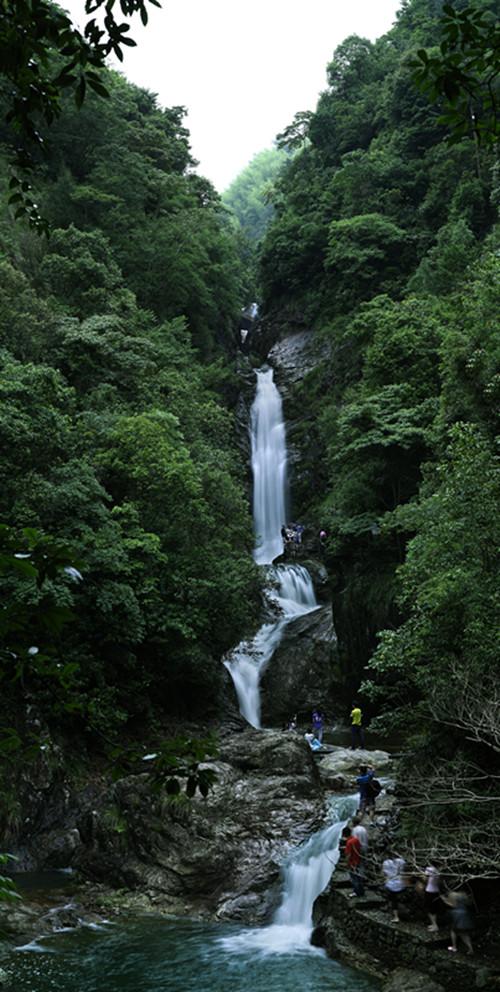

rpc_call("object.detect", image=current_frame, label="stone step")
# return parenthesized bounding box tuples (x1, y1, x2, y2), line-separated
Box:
(331, 871, 352, 889)
(348, 897, 386, 911)
(353, 908, 450, 948)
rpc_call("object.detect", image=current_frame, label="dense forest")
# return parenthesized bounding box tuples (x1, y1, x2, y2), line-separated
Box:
(0, 0, 498, 896)
(0, 67, 263, 770)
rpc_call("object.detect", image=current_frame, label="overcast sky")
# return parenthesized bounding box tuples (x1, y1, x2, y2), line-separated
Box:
(64, 0, 401, 192)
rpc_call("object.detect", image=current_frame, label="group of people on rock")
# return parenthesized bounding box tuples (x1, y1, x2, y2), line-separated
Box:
(279, 523, 328, 554)
(285, 705, 369, 755)
(342, 784, 476, 956)
(281, 523, 304, 548)
(283, 702, 365, 751)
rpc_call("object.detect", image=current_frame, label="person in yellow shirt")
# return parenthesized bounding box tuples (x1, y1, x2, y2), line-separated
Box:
(350, 701, 365, 750)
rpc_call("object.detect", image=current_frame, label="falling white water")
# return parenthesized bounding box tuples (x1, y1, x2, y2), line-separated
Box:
(224, 366, 320, 727)
(223, 565, 318, 728)
(251, 368, 288, 565)
(219, 794, 358, 956)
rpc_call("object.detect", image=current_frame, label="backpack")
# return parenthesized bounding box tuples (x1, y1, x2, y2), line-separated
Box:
(368, 778, 382, 797)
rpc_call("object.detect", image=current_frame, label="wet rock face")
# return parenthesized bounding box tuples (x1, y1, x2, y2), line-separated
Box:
(13, 730, 325, 925)
(318, 747, 392, 779)
(268, 332, 327, 397)
(260, 604, 340, 727)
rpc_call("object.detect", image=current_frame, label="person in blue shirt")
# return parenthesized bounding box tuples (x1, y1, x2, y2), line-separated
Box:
(312, 708, 324, 743)
(356, 764, 375, 816)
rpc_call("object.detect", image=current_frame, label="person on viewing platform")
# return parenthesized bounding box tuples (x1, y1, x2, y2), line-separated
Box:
(345, 827, 365, 898)
(350, 701, 365, 749)
(318, 529, 327, 551)
(312, 707, 324, 742)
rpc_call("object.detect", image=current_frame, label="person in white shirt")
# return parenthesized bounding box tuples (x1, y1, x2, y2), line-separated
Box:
(382, 853, 406, 923)
(352, 816, 369, 852)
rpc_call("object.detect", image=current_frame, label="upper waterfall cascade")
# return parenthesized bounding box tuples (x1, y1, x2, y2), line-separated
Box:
(224, 367, 319, 728)
(251, 368, 288, 566)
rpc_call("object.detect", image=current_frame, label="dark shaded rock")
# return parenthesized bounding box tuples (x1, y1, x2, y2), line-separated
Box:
(33, 827, 82, 868)
(260, 604, 340, 725)
(268, 331, 326, 398)
(382, 970, 445, 992)
(53, 728, 326, 923)
(249, 310, 310, 362)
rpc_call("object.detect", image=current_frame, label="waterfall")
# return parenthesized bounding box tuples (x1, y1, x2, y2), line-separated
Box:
(219, 794, 358, 956)
(251, 368, 288, 566)
(223, 564, 318, 728)
(224, 366, 319, 727)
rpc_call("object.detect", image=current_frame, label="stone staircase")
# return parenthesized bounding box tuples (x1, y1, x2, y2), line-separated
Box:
(313, 870, 498, 991)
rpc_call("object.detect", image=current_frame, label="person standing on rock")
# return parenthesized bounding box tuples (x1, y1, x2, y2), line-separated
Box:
(350, 701, 365, 749)
(382, 852, 406, 923)
(312, 708, 324, 743)
(356, 764, 374, 816)
(345, 827, 365, 898)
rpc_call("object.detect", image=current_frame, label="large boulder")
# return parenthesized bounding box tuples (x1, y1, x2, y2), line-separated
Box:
(69, 728, 325, 923)
(318, 746, 391, 777)
(260, 604, 340, 726)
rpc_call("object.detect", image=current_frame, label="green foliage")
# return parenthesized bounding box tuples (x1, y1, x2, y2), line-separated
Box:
(325, 213, 411, 311)
(222, 148, 288, 242)
(0, 61, 260, 741)
(0, 523, 81, 707)
(363, 424, 499, 717)
(412, 2, 500, 144)
(408, 217, 478, 295)
(0, 853, 20, 903)
(260, 2, 496, 324)
(276, 112, 313, 151)
(1, 0, 162, 230)
(148, 736, 218, 798)
(259, 1, 498, 755)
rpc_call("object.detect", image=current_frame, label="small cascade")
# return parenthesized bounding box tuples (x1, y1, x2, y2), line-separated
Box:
(223, 564, 318, 728)
(219, 794, 358, 955)
(268, 564, 317, 616)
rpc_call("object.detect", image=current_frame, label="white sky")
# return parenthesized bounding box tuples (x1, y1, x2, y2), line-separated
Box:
(63, 0, 401, 192)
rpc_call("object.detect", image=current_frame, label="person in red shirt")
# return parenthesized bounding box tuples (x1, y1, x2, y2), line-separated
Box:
(345, 827, 365, 897)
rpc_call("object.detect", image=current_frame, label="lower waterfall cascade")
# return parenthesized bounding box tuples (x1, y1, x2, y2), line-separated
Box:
(223, 563, 319, 728)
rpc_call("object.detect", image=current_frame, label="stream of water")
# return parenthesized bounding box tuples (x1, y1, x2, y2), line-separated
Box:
(224, 367, 320, 727)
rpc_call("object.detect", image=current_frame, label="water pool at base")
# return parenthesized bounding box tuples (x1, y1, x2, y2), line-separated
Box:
(10, 917, 381, 992)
